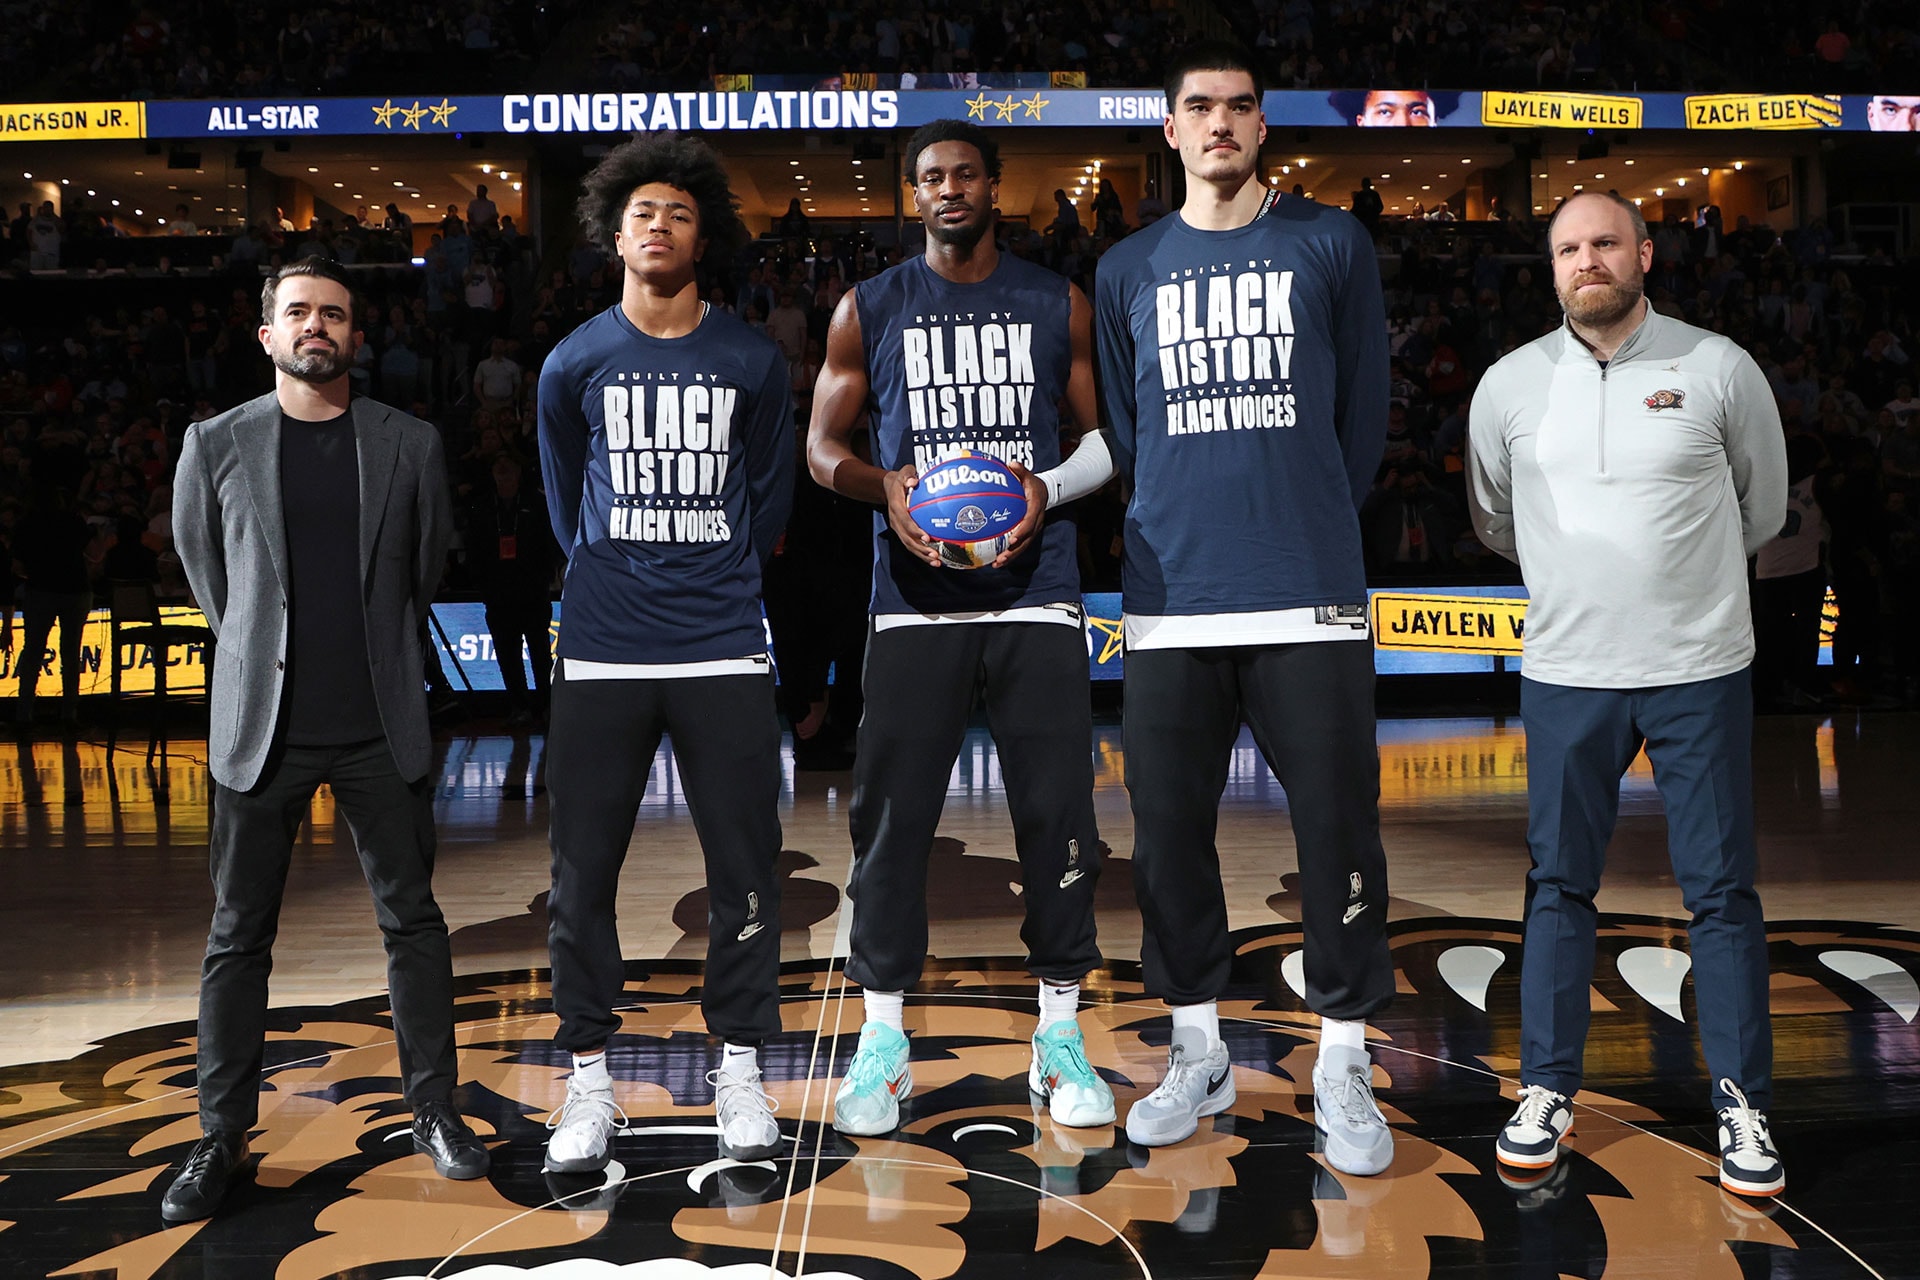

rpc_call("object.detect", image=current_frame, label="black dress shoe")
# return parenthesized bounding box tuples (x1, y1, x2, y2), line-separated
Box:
(160, 1129, 250, 1224)
(413, 1100, 490, 1180)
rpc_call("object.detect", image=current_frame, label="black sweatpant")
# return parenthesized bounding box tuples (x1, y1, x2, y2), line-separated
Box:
(1123, 640, 1392, 1020)
(546, 667, 784, 1049)
(846, 621, 1101, 992)
(199, 739, 453, 1130)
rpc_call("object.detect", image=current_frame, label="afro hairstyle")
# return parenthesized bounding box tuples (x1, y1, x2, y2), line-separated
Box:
(576, 132, 748, 265)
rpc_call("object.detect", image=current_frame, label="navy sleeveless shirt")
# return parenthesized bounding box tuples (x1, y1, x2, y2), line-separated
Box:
(858, 253, 1081, 615)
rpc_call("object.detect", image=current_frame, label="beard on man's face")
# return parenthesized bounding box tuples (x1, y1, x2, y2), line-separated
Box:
(272, 333, 352, 382)
(927, 203, 993, 248)
(1558, 268, 1644, 327)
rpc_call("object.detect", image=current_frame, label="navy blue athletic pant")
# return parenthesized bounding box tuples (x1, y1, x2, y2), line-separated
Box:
(1518, 669, 1773, 1112)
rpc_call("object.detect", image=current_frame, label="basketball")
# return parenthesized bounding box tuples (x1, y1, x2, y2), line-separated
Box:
(905, 451, 1030, 570)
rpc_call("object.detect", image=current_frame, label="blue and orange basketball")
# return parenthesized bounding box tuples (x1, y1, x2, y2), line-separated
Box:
(905, 451, 1030, 570)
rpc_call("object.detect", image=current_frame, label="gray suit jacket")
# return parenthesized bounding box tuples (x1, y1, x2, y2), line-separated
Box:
(173, 392, 452, 790)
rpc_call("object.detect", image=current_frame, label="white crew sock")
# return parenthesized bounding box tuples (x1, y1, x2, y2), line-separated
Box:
(721, 1042, 760, 1077)
(572, 1050, 611, 1090)
(1318, 1017, 1367, 1061)
(863, 989, 906, 1033)
(1037, 981, 1080, 1031)
(1170, 1000, 1221, 1050)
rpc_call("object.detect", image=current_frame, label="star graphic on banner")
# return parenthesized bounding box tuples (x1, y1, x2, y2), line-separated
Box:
(1088, 612, 1125, 665)
(428, 97, 457, 127)
(371, 98, 399, 128)
(992, 95, 1019, 122)
(1020, 91, 1050, 119)
(965, 91, 992, 121)
(399, 100, 427, 130)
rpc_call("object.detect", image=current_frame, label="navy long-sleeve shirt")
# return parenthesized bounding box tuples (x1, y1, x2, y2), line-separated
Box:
(536, 304, 794, 664)
(1094, 197, 1388, 621)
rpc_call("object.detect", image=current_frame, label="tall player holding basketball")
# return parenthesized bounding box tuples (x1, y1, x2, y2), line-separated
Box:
(537, 134, 794, 1173)
(808, 119, 1120, 1136)
(1094, 42, 1398, 1174)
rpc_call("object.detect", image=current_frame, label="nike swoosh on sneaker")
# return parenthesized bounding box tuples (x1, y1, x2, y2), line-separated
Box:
(1342, 903, 1366, 924)
(1206, 1068, 1229, 1095)
(737, 922, 765, 941)
(1059, 869, 1085, 889)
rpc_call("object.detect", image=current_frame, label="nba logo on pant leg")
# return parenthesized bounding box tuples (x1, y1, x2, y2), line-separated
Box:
(1349, 873, 1363, 899)
(1060, 839, 1085, 890)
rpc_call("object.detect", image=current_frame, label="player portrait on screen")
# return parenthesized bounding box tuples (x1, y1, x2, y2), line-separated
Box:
(1867, 95, 1920, 130)
(1327, 88, 1462, 126)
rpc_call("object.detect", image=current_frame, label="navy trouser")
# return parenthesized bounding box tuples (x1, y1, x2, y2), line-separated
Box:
(1518, 670, 1773, 1112)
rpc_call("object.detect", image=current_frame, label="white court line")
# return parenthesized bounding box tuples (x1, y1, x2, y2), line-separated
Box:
(786, 846, 861, 1280)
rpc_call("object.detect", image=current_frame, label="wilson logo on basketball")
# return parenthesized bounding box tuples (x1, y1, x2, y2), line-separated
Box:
(920, 464, 1017, 495)
(1644, 389, 1686, 411)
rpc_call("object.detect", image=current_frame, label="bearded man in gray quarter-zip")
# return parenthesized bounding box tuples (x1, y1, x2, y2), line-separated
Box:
(1466, 192, 1789, 1199)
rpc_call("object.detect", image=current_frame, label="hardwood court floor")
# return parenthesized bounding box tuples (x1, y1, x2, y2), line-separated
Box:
(0, 712, 1915, 1279)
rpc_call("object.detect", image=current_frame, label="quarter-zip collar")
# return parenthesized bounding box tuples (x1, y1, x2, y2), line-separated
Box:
(1561, 298, 1657, 368)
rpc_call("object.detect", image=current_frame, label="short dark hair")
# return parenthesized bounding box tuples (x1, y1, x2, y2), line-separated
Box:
(260, 256, 361, 324)
(1545, 190, 1649, 252)
(576, 132, 747, 263)
(903, 119, 1001, 184)
(1163, 39, 1265, 108)
(1325, 89, 1462, 123)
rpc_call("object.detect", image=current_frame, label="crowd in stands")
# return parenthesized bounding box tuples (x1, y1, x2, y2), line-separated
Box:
(5, 167, 1919, 718)
(587, 1, 1186, 90)
(5, 0, 1915, 101)
(3, 0, 579, 101)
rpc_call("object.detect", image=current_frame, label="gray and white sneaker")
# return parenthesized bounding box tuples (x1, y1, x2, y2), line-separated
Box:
(544, 1074, 626, 1174)
(711, 1065, 782, 1161)
(1312, 1044, 1394, 1176)
(1496, 1085, 1575, 1172)
(1124, 1026, 1234, 1147)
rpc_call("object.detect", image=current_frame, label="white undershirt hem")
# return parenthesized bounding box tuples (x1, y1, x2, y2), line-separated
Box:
(1124, 607, 1370, 650)
(874, 602, 1083, 631)
(562, 655, 769, 680)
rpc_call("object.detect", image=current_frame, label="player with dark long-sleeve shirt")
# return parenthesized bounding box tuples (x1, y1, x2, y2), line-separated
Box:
(535, 134, 794, 1177)
(1093, 41, 1398, 1175)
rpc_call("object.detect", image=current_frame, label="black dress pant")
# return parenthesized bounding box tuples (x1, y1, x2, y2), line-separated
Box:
(199, 739, 454, 1130)
(546, 667, 785, 1049)
(846, 621, 1102, 992)
(1123, 640, 1392, 1020)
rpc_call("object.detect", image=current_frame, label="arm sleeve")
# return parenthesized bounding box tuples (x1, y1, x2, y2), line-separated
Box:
(1723, 351, 1789, 556)
(170, 424, 229, 636)
(744, 346, 797, 571)
(1036, 428, 1116, 507)
(1093, 268, 1139, 481)
(1465, 378, 1520, 562)
(536, 353, 587, 554)
(414, 424, 453, 620)
(1333, 221, 1391, 509)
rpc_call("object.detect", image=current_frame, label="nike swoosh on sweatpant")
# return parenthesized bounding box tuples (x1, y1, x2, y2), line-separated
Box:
(1059, 870, 1086, 889)
(737, 922, 765, 942)
(1342, 903, 1367, 924)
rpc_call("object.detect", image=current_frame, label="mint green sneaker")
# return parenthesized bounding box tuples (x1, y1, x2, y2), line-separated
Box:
(834, 1021, 913, 1136)
(1029, 1021, 1116, 1128)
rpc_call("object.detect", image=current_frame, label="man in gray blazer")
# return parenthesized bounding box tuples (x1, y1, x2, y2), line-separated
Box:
(164, 257, 488, 1224)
